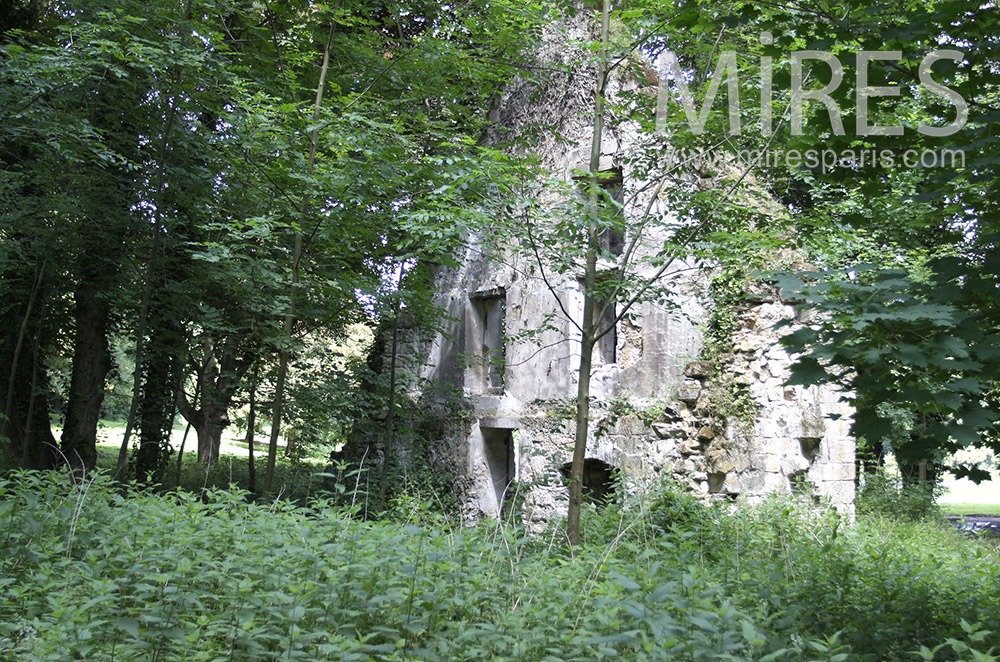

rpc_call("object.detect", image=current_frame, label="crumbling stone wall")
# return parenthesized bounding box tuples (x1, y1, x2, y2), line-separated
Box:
(483, 296, 854, 530)
(383, 5, 855, 524)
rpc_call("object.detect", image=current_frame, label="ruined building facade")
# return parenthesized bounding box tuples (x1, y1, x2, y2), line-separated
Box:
(399, 12, 855, 525)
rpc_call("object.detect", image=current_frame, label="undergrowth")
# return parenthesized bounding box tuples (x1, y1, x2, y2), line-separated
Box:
(1, 470, 998, 661)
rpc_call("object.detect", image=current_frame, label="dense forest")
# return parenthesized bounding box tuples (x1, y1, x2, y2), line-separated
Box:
(2, 0, 1000, 658)
(1, 0, 997, 486)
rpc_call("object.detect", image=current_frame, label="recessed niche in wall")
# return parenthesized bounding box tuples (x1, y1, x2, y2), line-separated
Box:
(483, 426, 515, 513)
(469, 290, 506, 391)
(560, 458, 617, 505)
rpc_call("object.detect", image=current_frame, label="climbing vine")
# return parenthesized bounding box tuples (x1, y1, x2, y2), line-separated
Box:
(701, 268, 758, 423)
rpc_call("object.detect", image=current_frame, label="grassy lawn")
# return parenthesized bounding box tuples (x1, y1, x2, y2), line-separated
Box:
(937, 447, 1000, 516)
(942, 503, 1000, 516)
(94, 419, 275, 460)
(89, 420, 332, 501)
(938, 476, 1000, 516)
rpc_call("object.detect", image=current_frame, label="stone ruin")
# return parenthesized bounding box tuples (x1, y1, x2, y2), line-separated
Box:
(379, 7, 855, 525)
(401, 259, 854, 527)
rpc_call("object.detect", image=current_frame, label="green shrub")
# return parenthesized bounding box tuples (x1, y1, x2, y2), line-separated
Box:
(855, 469, 943, 522)
(2, 470, 998, 662)
(718, 495, 1000, 660)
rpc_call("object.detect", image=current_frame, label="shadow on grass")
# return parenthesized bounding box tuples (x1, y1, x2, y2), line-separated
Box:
(94, 440, 351, 505)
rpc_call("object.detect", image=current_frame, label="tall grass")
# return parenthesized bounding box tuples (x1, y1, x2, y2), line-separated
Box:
(1, 470, 997, 661)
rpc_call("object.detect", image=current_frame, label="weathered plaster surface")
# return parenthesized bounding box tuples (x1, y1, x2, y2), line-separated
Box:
(397, 7, 854, 524)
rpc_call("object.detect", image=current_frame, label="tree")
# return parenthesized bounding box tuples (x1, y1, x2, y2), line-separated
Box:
(731, 0, 1000, 479)
(480, 0, 776, 545)
(2, 0, 547, 490)
(605, 0, 1000, 483)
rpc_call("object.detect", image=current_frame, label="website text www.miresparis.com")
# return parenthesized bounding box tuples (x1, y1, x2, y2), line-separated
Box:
(660, 146, 966, 175)
(651, 35, 969, 174)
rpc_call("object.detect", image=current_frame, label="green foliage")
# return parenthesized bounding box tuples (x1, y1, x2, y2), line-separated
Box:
(593, 395, 674, 438)
(778, 253, 1000, 477)
(705, 268, 748, 350)
(647, 0, 1000, 480)
(542, 398, 579, 421)
(0, 0, 550, 473)
(855, 470, 943, 522)
(701, 268, 758, 422)
(2, 472, 1000, 661)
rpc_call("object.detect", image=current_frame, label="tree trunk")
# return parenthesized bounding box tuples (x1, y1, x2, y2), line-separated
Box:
(566, 0, 610, 548)
(0, 261, 56, 470)
(134, 307, 186, 482)
(179, 337, 244, 466)
(2, 259, 45, 451)
(246, 369, 258, 494)
(567, 333, 595, 546)
(60, 275, 112, 474)
(193, 411, 229, 465)
(263, 21, 336, 500)
(20, 317, 57, 470)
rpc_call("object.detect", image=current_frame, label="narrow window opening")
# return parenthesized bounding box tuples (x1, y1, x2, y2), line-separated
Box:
(471, 291, 506, 391)
(483, 427, 514, 515)
(598, 174, 624, 258)
(574, 167, 625, 258)
(581, 275, 617, 366)
(593, 293, 616, 365)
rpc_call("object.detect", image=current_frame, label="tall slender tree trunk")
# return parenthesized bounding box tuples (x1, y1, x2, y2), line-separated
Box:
(263, 21, 336, 499)
(21, 336, 43, 468)
(0, 260, 56, 470)
(174, 419, 192, 487)
(21, 290, 53, 470)
(377, 262, 405, 511)
(246, 368, 258, 494)
(2, 258, 45, 447)
(134, 320, 183, 482)
(566, 0, 610, 548)
(114, 270, 151, 480)
(114, 0, 193, 482)
(61, 274, 112, 474)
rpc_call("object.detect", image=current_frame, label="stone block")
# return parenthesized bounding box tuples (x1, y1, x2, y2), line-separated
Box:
(813, 462, 855, 482)
(697, 426, 716, 441)
(676, 386, 701, 403)
(801, 417, 826, 439)
(823, 440, 854, 464)
(818, 480, 855, 506)
(684, 360, 712, 379)
(782, 455, 810, 476)
(732, 372, 753, 385)
(652, 438, 678, 456)
(712, 459, 736, 474)
(476, 395, 502, 410)
(707, 472, 728, 493)
(763, 472, 789, 492)
(615, 414, 646, 436)
(480, 417, 520, 430)
(672, 458, 697, 474)
(652, 422, 686, 439)
(679, 439, 702, 455)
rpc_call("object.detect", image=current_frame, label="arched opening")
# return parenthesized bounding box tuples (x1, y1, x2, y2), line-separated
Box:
(560, 458, 618, 505)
